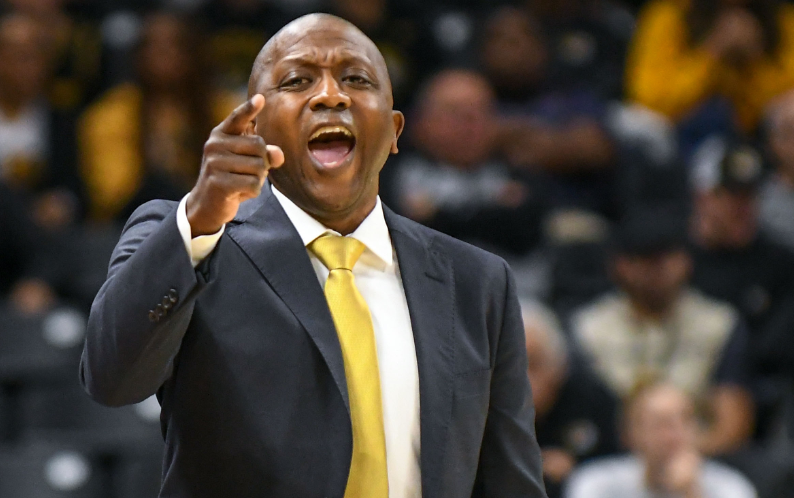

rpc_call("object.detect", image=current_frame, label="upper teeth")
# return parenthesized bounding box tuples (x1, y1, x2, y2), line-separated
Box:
(310, 126, 353, 141)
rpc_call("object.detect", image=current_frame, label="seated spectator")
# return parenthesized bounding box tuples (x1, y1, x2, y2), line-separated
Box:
(202, 0, 287, 96)
(522, 300, 620, 498)
(572, 205, 755, 455)
(0, 184, 57, 314)
(479, 7, 617, 216)
(0, 12, 83, 227)
(78, 12, 236, 222)
(386, 69, 544, 256)
(524, 0, 634, 99)
(689, 137, 794, 424)
(626, 0, 794, 135)
(565, 383, 757, 498)
(760, 91, 794, 252)
(2, 0, 103, 111)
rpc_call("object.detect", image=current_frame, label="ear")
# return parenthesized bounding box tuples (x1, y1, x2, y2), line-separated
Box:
(390, 110, 405, 154)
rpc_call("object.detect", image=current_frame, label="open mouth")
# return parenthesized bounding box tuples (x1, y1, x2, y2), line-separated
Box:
(308, 126, 356, 168)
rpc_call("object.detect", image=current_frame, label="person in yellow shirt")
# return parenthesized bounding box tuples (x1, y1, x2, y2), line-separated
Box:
(79, 12, 236, 222)
(626, 0, 794, 133)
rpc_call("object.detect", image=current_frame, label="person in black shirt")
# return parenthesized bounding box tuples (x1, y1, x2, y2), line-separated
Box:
(690, 136, 794, 434)
(521, 299, 620, 498)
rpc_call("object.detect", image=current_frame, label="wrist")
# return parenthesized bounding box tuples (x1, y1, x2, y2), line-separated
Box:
(186, 194, 223, 237)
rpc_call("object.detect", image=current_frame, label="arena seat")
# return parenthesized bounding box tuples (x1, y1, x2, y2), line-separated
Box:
(0, 440, 106, 498)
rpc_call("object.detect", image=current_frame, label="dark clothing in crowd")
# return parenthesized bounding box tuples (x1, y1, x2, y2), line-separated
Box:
(691, 237, 794, 377)
(387, 153, 545, 256)
(536, 366, 621, 498)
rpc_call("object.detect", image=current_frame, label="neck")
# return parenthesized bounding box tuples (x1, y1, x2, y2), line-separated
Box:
(314, 198, 376, 235)
(778, 167, 794, 189)
(629, 297, 674, 322)
(0, 89, 33, 117)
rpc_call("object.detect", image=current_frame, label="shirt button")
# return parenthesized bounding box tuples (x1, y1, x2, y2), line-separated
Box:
(148, 310, 159, 323)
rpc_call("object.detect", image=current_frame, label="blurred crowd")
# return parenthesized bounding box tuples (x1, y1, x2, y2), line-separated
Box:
(3, 0, 794, 496)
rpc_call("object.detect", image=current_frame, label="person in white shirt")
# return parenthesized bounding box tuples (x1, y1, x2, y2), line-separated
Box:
(565, 383, 757, 498)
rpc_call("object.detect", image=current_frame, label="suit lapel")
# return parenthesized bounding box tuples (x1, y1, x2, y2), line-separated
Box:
(386, 208, 455, 498)
(225, 188, 349, 412)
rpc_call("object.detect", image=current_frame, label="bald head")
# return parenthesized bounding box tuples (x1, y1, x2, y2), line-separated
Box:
(249, 13, 391, 98)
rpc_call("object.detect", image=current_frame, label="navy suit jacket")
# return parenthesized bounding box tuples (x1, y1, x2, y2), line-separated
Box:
(79, 186, 547, 498)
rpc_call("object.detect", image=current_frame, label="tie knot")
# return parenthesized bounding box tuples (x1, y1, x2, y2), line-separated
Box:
(309, 234, 366, 271)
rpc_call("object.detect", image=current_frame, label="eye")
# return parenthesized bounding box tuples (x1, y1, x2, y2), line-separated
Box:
(280, 76, 310, 89)
(344, 74, 372, 87)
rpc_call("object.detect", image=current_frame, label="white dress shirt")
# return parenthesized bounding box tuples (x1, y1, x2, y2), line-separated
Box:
(176, 189, 422, 498)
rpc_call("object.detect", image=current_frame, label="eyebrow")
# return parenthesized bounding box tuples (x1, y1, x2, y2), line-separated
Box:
(274, 47, 377, 72)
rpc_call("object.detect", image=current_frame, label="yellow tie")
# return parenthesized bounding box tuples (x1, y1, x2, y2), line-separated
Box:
(309, 234, 389, 498)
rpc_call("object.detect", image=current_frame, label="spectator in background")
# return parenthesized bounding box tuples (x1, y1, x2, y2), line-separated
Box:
(79, 12, 236, 222)
(572, 205, 755, 456)
(0, 184, 57, 314)
(202, 0, 287, 97)
(1, 0, 102, 111)
(760, 91, 794, 252)
(626, 0, 794, 136)
(524, 0, 634, 99)
(387, 69, 544, 256)
(565, 383, 757, 498)
(327, 0, 423, 108)
(689, 137, 794, 424)
(522, 300, 620, 498)
(479, 7, 617, 217)
(0, 12, 83, 228)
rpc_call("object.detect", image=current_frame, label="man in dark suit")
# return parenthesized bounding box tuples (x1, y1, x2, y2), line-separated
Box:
(79, 13, 546, 498)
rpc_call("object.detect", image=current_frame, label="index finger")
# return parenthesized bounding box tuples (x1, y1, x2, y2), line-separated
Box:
(219, 94, 265, 135)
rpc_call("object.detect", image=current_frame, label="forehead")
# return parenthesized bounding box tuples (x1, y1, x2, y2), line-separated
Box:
(270, 25, 380, 71)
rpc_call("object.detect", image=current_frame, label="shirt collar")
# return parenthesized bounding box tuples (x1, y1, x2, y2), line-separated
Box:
(271, 185, 394, 267)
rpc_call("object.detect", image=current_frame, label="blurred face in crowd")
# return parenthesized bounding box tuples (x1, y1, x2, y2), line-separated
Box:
(249, 15, 404, 229)
(137, 14, 195, 92)
(524, 318, 567, 417)
(693, 188, 758, 249)
(5, 0, 66, 16)
(769, 95, 794, 183)
(332, 0, 386, 32)
(0, 15, 51, 110)
(413, 70, 497, 169)
(481, 7, 548, 97)
(627, 385, 698, 467)
(614, 250, 692, 316)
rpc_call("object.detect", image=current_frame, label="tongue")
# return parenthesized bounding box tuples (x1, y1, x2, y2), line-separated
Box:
(309, 140, 351, 166)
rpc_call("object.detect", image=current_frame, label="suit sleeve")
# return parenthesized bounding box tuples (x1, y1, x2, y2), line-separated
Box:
(79, 200, 217, 407)
(474, 261, 548, 497)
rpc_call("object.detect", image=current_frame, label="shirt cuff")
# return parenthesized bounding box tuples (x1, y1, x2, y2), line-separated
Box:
(177, 194, 225, 268)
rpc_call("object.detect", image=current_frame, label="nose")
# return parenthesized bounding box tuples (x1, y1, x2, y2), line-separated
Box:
(309, 72, 351, 111)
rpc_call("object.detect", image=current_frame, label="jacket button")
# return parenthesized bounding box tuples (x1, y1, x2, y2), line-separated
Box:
(162, 297, 173, 311)
(156, 304, 165, 317)
(168, 288, 178, 304)
(148, 310, 159, 323)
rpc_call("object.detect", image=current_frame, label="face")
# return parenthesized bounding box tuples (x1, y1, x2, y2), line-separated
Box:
(628, 386, 698, 466)
(252, 19, 404, 229)
(137, 15, 194, 91)
(614, 251, 692, 315)
(770, 100, 794, 178)
(414, 72, 496, 169)
(525, 324, 565, 417)
(481, 9, 548, 95)
(332, 0, 386, 31)
(0, 16, 50, 105)
(694, 189, 758, 249)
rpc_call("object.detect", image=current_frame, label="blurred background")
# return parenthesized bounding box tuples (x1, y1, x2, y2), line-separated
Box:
(2, 0, 794, 496)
